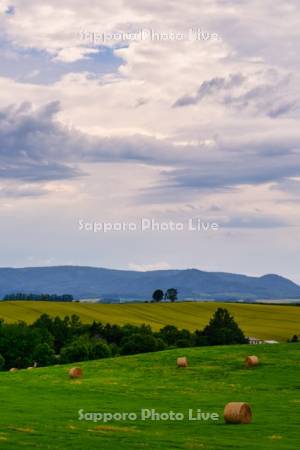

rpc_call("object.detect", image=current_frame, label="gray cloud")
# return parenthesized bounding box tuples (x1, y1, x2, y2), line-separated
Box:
(0, 101, 211, 181)
(173, 71, 300, 119)
(5, 5, 16, 16)
(137, 132, 300, 204)
(0, 102, 84, 181)
(0, 101, 176, 181)
(223, 75, 300, 118)
(158, 144, 300, 194)
(2, 101, 300, 203)
(173, 74, 245, 108)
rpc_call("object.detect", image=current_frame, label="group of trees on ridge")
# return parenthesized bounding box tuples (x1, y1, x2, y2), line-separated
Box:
(0, 308, 247, 370)
(2, 290, 178, 302)
(2, 293, 73, 302)
(152, 288, 178, 302)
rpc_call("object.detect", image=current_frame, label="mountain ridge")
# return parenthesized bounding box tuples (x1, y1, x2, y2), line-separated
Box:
(0, 266, 299, 301)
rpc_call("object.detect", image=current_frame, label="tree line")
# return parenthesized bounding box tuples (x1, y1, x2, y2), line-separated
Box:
(0, 308, 247, 370)
(2, 293, 73, 302)
(2, 289, 178, 302)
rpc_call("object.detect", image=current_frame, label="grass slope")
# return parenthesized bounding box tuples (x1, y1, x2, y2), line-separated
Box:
(0, 344, 299, 449)
(0, 301, 300, 341)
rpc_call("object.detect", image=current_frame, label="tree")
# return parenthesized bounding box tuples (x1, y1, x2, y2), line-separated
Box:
(194, 330, 209, 347)
(32, 314, 70, 352)
(60, 336, 111, 363)
(90, 340, 111, 359)
(0, 322, 53, 369)
(33, 343, 55, 366)
(101, 323, 124, 345)
(60, 336, 91, 363)
(165, 288, 178, 302)
(201, 308, 247, 345)
(152, 289, 164, 302)
(0, 354, 5, 371)
(290, 334, 299, 343)
(120, 333, 166, 355)
(159, 325, 180, 346)
(175, 329, 193, 347)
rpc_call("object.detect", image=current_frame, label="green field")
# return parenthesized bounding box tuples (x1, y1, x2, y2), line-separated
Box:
(0, 301, 299, 341)
(0, 344, 299, 449)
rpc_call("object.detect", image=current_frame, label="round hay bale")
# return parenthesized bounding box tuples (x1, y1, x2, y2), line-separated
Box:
(9, 368, 18, 372)
(224, 402, 252, 424)
(245, 355, 259, 368)
(69, 367, 83, 379)
(177, 357, 188, 368)
(27, 367, 34, 370)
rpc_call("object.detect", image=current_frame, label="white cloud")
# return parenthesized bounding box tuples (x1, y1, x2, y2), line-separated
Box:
(53, 47, 99, 63)
(128, 262, 171, 271)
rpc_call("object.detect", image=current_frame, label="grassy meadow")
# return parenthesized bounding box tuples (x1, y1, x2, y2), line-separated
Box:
(0, 301, 299, 341)
(0, 343, 299, 449)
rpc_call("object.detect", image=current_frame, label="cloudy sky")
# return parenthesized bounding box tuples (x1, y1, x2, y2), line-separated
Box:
(1, 0, 300, 282)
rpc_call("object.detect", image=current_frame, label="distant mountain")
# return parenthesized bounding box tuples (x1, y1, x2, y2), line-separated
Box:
(0, 266, 300, 301)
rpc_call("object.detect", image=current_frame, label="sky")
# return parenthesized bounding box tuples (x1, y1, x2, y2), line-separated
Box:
(0, 0, 300, 282)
